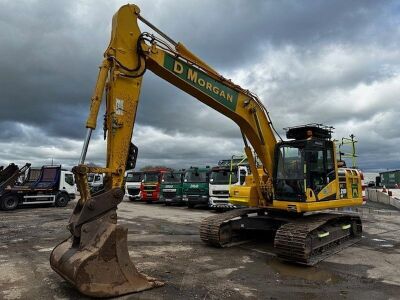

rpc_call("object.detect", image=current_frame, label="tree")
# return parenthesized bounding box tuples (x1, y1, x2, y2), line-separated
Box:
(140, 165, 173, 172)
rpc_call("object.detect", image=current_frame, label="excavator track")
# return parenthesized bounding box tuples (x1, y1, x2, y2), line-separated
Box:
(201, 210, 362, 265)
(274, 213, 362, 266)
(200, 208, 263, 247)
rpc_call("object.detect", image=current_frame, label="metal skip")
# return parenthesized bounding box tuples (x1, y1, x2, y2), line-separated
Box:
(50, 184, 163, 298)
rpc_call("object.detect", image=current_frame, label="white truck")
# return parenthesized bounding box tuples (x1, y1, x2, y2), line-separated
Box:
(0, 165, 77, 211)
(87, 173, 104, 193)
(209, 157, 249, 211)
(124, 170, 142, 201)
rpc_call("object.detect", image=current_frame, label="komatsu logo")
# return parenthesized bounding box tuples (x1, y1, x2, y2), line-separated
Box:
(164, 53, 238, 111)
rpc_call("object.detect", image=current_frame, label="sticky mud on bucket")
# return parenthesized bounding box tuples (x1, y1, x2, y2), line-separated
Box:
(50, 210, 163, 298)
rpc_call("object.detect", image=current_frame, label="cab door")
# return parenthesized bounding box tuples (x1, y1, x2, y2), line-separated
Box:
(62, 172, 77, 195)
(304, 141, 336, 201)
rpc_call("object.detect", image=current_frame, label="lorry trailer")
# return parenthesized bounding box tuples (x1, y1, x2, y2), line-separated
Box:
(0, 165, 77, 211)
(0, 163, 30, 189)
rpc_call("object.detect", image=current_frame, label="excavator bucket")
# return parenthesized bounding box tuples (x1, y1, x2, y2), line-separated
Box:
(50, 186, 163, 298)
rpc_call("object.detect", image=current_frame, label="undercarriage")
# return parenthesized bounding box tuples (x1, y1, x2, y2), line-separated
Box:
(200, 208, 362, 265)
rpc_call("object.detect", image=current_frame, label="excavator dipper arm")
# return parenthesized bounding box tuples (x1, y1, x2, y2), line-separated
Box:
(50, 4, 278, 298)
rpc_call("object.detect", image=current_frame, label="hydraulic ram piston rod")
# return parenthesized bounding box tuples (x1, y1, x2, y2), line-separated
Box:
(79, 128, 92, 164)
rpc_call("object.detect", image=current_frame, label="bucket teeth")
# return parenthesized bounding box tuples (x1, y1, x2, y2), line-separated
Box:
(50, 210, 163, 298)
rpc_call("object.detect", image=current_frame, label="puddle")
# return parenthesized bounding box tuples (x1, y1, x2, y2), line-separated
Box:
(37, 247, 53, 252)
(192, 256, 212, 263)
(372, 238, 387, 242)
(129, 245, 192, 257)
(10, 238, 23, 243)
(268, 259, 342, 284)
(210, 267, 239, 277)
(242, 256, 254, 263)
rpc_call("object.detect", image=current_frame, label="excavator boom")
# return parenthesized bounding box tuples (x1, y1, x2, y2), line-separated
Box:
(50, 5, 276, 297)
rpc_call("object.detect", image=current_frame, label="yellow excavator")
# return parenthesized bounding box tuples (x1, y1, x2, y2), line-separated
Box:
(50, 4, 363, 298)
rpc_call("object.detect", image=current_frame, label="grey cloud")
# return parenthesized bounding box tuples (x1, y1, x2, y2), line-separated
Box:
(144, 0, 394, 69)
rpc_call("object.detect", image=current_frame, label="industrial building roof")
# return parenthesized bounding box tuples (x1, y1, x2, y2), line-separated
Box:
(379, 170, 400, 174)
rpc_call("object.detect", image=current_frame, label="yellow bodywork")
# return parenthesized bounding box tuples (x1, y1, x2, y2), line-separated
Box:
(50, 4, 364, 298)
(230, 167, 363, 213)
(79, 3, 362, 214)
(80, 4, 277, 205)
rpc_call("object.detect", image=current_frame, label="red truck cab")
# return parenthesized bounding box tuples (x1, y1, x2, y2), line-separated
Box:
(140, 168, 169, 203)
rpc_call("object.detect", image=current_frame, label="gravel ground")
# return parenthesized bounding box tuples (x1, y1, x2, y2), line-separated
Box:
(0, 199, 400, 299)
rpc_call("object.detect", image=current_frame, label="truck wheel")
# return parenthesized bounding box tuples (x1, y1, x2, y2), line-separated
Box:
(1, 195, 19, 211)
(55, 193, 69, 207)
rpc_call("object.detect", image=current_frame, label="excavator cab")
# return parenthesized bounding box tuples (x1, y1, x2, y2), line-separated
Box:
(271, 123, 363, 214)
(274, 124, 336, 202)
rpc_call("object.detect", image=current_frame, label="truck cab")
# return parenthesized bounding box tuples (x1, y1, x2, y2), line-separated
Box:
(87, 173, 104, 193)
(160, 170, 184, 206)
(125, 171, 142, 201)
(209, 164, 248, 210)
(182, 166, 211, 208)
(60, 170, 77, 200)
(140, 169, 168, 203)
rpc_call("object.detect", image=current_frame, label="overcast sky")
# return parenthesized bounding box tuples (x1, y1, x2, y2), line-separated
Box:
(0, 0, 399, 171)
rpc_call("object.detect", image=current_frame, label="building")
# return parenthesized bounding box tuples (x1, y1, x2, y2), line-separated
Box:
(379, 170, 400, 188)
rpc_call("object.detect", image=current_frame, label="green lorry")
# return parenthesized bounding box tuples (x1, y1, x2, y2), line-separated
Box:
(182, 166, 211, 208)
(160, 170, 185, 206)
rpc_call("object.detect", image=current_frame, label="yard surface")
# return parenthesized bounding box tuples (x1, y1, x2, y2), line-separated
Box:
(1, 199, 400, 299)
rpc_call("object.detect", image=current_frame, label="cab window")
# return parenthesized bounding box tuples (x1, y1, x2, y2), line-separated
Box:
(275, 146, 305, 200)
(239, 169, 247, 185)
(65, 174, 74, 186)
(327, 148, 336, 182)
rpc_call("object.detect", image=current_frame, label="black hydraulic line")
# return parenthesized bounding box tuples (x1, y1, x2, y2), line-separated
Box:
(241, 131, 249, 148)
(251, 93, 282, 142)
(137, 14, 177, 46)
(265, 110, 283, 141)
(108, 35, 148, 78)
(143, 33, 176, 53)
(138, 22, 282, 144)
(253, 110, 265, 145)
(140, 27, 283, 144)
(119, 67, 147, 78)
